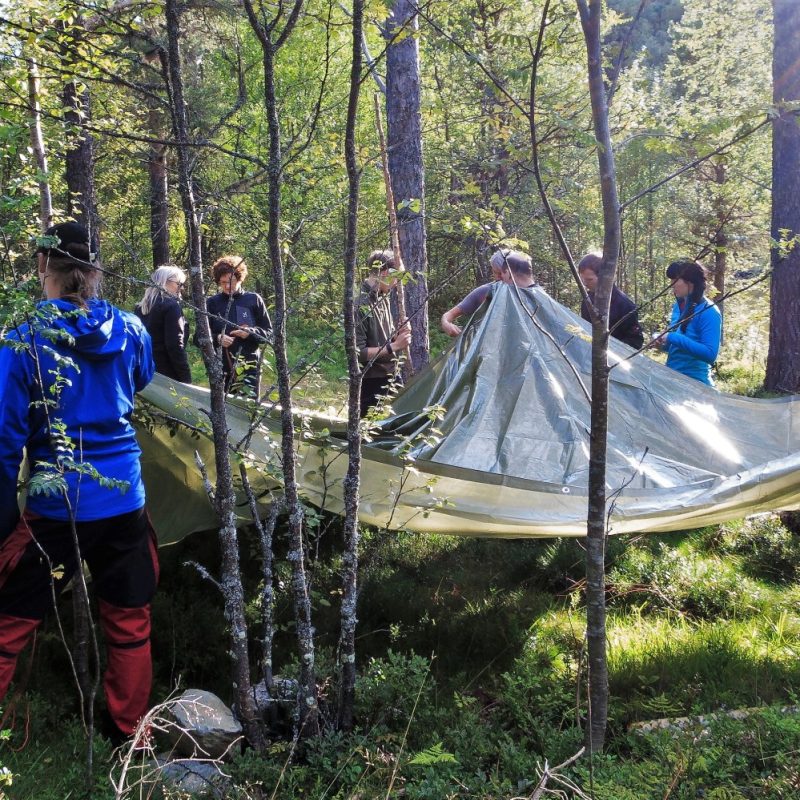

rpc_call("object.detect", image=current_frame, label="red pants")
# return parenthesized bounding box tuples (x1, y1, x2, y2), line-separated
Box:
(0, 508, 159, 735)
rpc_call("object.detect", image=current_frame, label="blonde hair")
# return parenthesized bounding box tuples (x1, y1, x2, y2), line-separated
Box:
(138, 265, 186, 315)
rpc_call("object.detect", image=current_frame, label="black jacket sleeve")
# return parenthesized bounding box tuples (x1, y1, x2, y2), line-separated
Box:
(250, 293, 273, 344)
(609, 289, 644, 349)
(164, 300, 192, 383)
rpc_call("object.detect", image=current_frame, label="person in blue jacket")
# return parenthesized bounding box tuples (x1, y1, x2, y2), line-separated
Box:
(0, 221, 157, 745)
(656, 259, 721, 386)
(206, 255, 272, 395)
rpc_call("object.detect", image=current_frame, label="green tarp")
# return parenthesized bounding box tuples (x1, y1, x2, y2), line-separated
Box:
(138, 284, 800, 543)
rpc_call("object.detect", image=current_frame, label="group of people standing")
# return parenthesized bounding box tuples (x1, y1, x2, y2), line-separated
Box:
(131, 239, 723, 419)
(441, 248, 721, 388)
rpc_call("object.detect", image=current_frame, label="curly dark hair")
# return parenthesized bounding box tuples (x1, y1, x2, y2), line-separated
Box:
(212, 255, 248, 284)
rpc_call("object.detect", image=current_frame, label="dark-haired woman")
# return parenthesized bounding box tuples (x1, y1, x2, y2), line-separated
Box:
(657, 260, 721, 386)
(135, 265, 192, 383)
(0, 221, 157, 744)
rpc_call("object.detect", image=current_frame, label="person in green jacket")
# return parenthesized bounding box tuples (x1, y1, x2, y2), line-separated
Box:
(355, 249, 411, 417)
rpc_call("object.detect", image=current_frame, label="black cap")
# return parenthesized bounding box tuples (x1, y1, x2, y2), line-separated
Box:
(36, 221, 95, 257)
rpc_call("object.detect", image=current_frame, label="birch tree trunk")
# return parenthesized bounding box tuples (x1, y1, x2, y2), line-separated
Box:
(164, 0, 262, 749)
(765, 0, 800, 392)
(338, 0, 364, 733)
(385, 0, 429, 369)
(577, 0, 619, 754)
(26, 58, 52, 229)
(242, 0, 319, 737)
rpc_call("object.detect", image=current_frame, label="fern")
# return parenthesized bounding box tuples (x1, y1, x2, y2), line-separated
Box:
(407, 742, 457, 766)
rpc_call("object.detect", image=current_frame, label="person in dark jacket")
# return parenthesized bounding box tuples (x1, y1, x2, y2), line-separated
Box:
(135, 265, 192, 383)
(0, 221, 157, 746)
(578, 252, 644, 350)
(356, 249, 411, 417)
(206, 255, 272, 395)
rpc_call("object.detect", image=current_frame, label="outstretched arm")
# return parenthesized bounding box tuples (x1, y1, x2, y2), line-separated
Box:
(441, 305, 464, 337)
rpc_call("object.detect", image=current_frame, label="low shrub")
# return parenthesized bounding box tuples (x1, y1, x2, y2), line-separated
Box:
(718, 515, 800, 584)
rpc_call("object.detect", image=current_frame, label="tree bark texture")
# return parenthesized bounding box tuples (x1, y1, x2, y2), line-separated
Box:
(338, 0, 364, 733)
(713, 162, 727, 321)
(164, 0, 263, 750)
(385, 0, 429, 369)
(578, 0, 617, 755)
(26, 59, 53, 230)
(146, 50, 170, 268)
(243, 0, 319, 737)
(62, 77, 99, 242)
(765, 0, 800, 392)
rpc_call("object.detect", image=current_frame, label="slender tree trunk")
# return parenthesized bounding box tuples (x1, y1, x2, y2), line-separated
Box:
(385, 0, 429, 369)
(577, 0, 618, 755)
(338, 0, 364, 733)
(164, 0, 263, 749)
(712, 162, 726, 323)
(243, 0, 319, 736)
(765, 0, 800, 392)
(145, 50, 170, 268)
(58, 20, 98, 712)
(26, 59, 52, 229)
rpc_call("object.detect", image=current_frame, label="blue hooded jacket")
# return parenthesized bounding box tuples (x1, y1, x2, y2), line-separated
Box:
(664, 296, 721, 385)
(0, 299, 154, 537)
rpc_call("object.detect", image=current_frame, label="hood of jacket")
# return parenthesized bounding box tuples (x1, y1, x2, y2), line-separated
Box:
(38, 298, 132, 361)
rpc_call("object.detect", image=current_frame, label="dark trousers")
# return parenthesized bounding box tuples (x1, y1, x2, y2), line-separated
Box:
(0, 508, 159, 735)
(223, 351, 261, 397)
(360, 375, 401, 418)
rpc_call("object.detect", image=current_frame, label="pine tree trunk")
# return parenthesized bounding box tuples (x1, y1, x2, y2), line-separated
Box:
(62, 78, 99, 241)
(385, 0, 429, 370)
(765, 0, 800, 392)
(164, 0, 262, 749)
(338, 0, 364, 733)
(713, 162, 727, 324)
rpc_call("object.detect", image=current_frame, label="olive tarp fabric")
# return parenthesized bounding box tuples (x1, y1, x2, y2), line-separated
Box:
(136, 284, 800, 544)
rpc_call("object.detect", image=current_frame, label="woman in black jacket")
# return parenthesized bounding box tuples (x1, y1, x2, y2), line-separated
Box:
(206, 255, 272, 395)
(135, 265, 192, 383)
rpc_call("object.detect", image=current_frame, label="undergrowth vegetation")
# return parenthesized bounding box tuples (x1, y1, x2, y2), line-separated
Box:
(4, 513, 800, 798)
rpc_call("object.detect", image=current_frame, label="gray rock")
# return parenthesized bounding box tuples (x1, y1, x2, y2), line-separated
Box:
(166, 689, 243, 760)
(152, 758, 231, 798)
(249, 677, 299, 737)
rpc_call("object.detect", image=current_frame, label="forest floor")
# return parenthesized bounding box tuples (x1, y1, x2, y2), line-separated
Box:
(6, 513, 800, 799)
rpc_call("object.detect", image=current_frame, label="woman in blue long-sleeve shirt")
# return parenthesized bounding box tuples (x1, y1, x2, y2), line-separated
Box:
(657, 260, 721, 386)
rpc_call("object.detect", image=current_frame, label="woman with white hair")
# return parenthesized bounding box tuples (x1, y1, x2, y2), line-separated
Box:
(135, 265, 192, 383)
